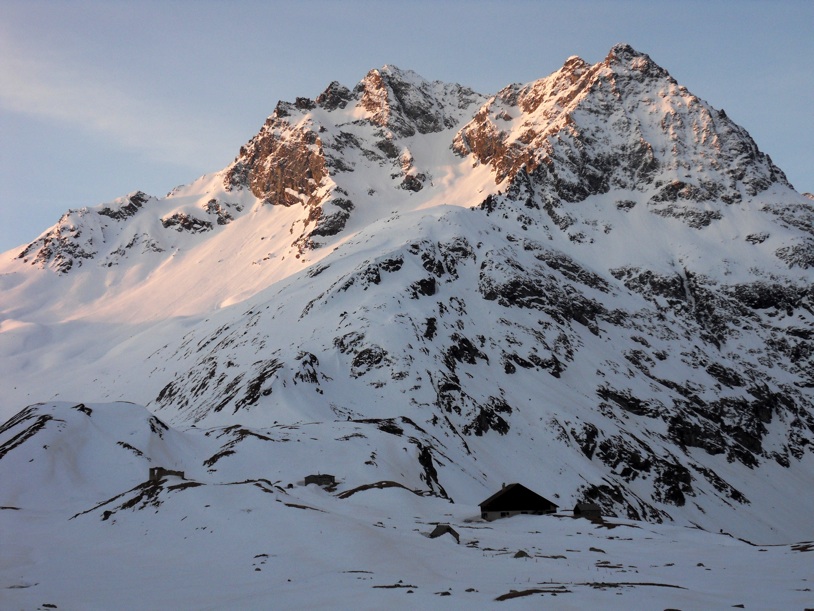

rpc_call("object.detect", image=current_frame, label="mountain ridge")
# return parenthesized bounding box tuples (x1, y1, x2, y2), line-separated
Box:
(2, 44, 813, 544)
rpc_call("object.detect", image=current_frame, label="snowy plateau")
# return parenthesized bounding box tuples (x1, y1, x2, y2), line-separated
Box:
(2, 44, 813, 609)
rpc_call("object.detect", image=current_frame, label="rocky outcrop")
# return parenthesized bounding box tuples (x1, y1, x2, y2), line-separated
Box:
(454, 44, 789, 229)
(98, 191, 150, 221)
(222, 65, 483, 254)
(225, 106, 328, 208)
(16, 191, 156, 273)
(161, 213, 213, 233)
(355, 65, 480, 137)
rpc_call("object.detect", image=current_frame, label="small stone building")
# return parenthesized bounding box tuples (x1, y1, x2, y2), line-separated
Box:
(304, 473, 336, 487)
(573, 502, 602, 520)
(149, 467, 185, 481)
(429, 523, 460, 543)
(479, 483, 558, 521)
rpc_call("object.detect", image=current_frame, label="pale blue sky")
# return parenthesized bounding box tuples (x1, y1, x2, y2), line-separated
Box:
(1, 0, 811, 252)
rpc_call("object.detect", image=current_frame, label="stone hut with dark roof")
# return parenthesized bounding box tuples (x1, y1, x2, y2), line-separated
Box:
(573, 502, 602, 520)
(479, 483, 558, 521)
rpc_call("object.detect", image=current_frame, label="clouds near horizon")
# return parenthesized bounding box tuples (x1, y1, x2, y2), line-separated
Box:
(0, 33, 237, 170)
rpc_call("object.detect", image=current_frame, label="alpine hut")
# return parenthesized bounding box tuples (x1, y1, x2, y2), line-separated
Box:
(479, 483, 558, 521)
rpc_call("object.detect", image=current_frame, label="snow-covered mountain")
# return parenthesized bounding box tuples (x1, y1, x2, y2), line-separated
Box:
(2, 44, 814, 607)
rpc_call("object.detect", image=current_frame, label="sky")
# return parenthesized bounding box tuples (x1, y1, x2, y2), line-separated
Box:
(1, 0, 811, 253)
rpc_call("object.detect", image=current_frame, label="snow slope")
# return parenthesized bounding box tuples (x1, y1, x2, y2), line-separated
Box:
(2, 402, 813, 609)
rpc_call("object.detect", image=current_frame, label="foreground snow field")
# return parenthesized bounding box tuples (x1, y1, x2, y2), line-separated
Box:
(2, 402, 813, 609)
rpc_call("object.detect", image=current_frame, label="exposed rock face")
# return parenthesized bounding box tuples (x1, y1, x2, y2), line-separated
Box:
(453, 44, 788, 225)
(161, 213, 213, 233)
(356, 66, 480, 137)
(220, 64, 483, 251)
(14, 189, 253, 272)
(99, 191, 150, 220)
(225, 106, 328, 208)
(316, 81, 353, 110)
(203, 199, 236, 225)
(16, 191, 155, 273)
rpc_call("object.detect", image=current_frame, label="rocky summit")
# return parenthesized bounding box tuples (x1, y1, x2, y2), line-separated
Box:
(2, 46, 814, 606)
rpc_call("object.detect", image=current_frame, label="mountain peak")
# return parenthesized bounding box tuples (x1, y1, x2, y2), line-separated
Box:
(604, 42, 670, 79)
(316, 80, 352, 111)
(356, 64, 479, 137)
(454, 42, 787, 202)
(378, 64, 428, 86)
(606, 42, 644, 61)
(561, 54, 589, 73)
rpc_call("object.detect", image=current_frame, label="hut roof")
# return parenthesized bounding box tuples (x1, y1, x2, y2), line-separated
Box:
(479, 483, 558, 512)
